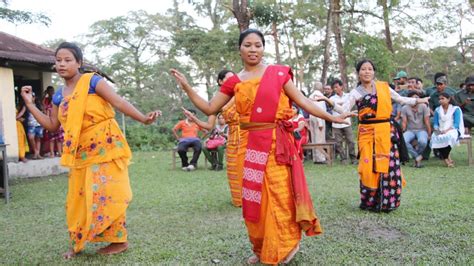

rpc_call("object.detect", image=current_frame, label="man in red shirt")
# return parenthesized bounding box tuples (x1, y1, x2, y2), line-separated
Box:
(172, 109, 203, 171)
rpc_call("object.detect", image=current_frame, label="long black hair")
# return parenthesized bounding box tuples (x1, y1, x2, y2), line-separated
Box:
(55, 42, 83, 66)
(439, 92, 452, 104)
(217, 69, 233, 85)
(355, 59, 376, 73)
(238, 29, 265, 48)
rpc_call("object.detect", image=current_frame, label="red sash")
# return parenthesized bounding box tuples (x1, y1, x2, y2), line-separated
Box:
(241, 66, 290, 222)
(275, 121, 321, 236)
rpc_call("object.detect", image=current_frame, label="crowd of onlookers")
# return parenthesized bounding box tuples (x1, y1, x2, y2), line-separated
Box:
(15, 85, 64, 162)
(298, 72, 473, 168)
(172, 72, 473, 170)
(19, 72, 472, 170)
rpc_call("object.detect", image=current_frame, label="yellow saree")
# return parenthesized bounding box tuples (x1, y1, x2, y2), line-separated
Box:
(357, 81, 405, 211)
(58, 73, 132, 253)
(16, 110, 28, 159)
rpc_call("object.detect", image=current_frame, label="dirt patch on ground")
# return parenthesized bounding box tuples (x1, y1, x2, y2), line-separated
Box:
(358, 220, 406, 241)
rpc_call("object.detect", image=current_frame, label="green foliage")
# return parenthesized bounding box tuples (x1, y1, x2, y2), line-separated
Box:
(252, 0, 284, 26)
(173, 27, 241, 98)
(345, 32, 395, 82)
(0, 5, 50, 26)
(124, 123, 176, 151)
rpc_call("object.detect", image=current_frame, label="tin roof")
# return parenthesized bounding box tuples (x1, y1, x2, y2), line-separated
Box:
(0, 31, 113, 82)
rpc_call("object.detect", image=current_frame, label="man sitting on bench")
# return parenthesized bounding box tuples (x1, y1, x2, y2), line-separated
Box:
(172, 109, 205, 171)
(401, 91, 432, 168)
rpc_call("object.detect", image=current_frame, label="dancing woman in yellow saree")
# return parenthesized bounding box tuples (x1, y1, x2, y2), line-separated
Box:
(325, 59, 429, 212)
(171, 29, 350, 264)
(21, 42, 159, 259)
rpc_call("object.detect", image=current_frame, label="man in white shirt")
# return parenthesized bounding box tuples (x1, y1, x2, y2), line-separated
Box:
(329, 79, 357, 164)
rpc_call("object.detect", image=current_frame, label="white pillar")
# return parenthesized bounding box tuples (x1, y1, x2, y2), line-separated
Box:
(42, 72, 52, 91)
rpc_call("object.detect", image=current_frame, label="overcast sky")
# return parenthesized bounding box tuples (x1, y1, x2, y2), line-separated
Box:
(3, 0, 177, 44)
(3, 0, 473, 48)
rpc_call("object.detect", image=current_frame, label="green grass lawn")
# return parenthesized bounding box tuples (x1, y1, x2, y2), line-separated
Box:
(1, 146, 473, 264)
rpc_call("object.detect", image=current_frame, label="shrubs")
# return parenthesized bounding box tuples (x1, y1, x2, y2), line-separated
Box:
(125, 123, 176, 151)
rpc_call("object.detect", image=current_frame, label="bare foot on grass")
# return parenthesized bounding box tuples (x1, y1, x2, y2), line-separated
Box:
(63, 249, 76, 259)
(282, 244, 300, 264)
(247, 254, 259, 264)
(97, 242, 129, 255)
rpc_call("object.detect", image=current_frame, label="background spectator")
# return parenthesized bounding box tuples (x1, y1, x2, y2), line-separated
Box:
(454, 76, 474, 134)
(202, 114, 228, 171)
(173, 108, 204, 171)
(401, 91, 431, 168)
(430, 92, 465, 167)
(329, 79, 356, 164)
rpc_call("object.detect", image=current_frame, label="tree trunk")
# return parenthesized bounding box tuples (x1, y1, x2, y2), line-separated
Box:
(321, 1, 333, 85)
(332, 0, 349, 90)
(458, 8, 466, 64)
(292, 32, 302, 90)
(272, 21, 281, 64)
(205, 74, 213, 101)
(380, 0, 394, 53)
(232, 0, 251, 32)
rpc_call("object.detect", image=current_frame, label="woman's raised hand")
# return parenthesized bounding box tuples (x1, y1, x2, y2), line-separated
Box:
(181, 107, 197, 121)
(142, 110, 162, 125)
(170, 69, 190, 91)
(21, 86, 34, 105)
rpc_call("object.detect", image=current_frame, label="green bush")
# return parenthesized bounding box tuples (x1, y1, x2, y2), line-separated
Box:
(124, 123, 175, 151)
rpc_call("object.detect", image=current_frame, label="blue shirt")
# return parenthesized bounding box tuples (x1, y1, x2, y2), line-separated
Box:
(52, 74, 102, 106)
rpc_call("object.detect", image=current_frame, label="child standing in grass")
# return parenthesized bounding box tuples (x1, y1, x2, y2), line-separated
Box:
(21, 42, 160, 259)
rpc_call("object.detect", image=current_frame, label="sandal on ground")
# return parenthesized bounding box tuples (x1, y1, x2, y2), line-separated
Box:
(247, 254, 259, 264)
(97, 242, 129, 255)
(282, 244, 300, 264)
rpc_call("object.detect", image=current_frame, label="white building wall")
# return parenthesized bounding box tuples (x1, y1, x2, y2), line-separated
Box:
(42, 72, 53, 89)
(0, 67, 19, 161)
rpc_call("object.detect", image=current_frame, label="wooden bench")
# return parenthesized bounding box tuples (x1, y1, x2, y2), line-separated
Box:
(302, 142, 336, 166)
(460, 136, 473, 166)
(171, 147, 208, 170)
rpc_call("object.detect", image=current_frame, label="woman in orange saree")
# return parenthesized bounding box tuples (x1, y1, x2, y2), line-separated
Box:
(218, 70, 243, 207)
(21, 42, 159, 259)
(324, 59, 429, 212)
(171, 29, 350, 265)
(221, 99, 242, 207)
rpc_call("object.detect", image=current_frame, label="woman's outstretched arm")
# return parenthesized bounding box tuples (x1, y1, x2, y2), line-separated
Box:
(283, 80, 353, 124)
(95, 79, 160, 125)
(171, 69, 231, 115)
(182, 107, 217, 131)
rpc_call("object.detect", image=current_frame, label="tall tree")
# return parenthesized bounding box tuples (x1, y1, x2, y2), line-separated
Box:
(0, 1, 50, 26)
(321, 0, 333, 85)
(332, 0, 349, 89)
(86, 10, 178, 115)
(252, 0, 284, 64)
(191, 0, 232, 30)
(173, 28, 241, 100)
(229, 0, 252, 32)
(379, 0, 394, 53)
